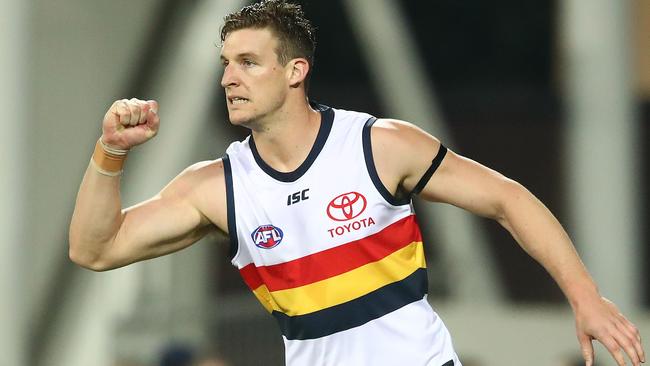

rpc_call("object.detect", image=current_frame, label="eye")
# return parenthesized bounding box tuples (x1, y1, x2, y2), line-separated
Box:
(221, 59, 229, 67)
(242, 59, 255, 67)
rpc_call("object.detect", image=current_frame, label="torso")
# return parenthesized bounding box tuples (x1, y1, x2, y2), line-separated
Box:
(221, 105, 460, 366)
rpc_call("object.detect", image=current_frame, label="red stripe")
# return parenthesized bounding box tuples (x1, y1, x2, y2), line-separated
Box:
(239, 264, 264, 290)
(238, 215, 421, 291)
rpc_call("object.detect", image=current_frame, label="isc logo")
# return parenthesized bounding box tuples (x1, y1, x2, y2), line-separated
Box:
(287, 188, 309, 206)
(251, 225, 284, 249)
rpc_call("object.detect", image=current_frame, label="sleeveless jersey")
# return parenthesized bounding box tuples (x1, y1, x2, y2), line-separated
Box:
(223, 105, 461, 366)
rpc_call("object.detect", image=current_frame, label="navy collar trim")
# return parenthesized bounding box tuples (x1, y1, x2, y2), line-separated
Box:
(249, 104, 334, 183)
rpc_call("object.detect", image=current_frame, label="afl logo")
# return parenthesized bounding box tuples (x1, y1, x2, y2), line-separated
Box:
(326, 192, 367, 221)
(251, 225, 284, 249)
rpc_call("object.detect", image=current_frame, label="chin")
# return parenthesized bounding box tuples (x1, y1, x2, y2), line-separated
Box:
(227, 111, 254, 127)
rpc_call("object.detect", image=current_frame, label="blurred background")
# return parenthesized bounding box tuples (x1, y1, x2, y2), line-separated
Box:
(1, 0, 648, 365)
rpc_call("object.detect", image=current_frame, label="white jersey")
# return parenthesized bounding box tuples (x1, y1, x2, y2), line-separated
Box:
(223, 105, 461, 366)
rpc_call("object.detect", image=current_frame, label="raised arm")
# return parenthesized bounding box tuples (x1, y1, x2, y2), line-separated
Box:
(69, 98, 227, 271)
(370, 118, 645, 366)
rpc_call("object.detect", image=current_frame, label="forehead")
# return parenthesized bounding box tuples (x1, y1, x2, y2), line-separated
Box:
(221, 28, 279, 59)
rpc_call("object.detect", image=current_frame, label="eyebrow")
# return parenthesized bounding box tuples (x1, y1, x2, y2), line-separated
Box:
(220, 52, 260, 61)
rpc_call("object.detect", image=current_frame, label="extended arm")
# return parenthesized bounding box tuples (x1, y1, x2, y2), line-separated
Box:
(370, 118, 645, 366)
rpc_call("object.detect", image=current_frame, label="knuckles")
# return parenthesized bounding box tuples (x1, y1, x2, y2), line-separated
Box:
(102, 98, 160, 145)
(108, 98, 160, 122)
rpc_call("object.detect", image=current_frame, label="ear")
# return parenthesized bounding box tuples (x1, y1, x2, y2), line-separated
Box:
(286, 58, 310, 88)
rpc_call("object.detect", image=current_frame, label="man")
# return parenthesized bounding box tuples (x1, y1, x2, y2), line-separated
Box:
(69, 1, 645, 365)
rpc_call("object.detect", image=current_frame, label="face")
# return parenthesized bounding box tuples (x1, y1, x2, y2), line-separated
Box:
(220, 28, 291, 127)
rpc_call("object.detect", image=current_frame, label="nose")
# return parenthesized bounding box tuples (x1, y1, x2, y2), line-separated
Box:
(221, 64, 239, 89)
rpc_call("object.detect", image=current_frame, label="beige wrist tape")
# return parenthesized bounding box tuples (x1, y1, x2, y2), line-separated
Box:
(91, 139, 128, 176)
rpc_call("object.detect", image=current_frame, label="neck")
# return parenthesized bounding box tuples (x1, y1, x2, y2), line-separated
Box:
(251, 98, 322, 173)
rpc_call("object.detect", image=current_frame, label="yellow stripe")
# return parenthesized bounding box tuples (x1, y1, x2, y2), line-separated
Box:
(251, 241, 425, 316)
(251, 287, 274, 313)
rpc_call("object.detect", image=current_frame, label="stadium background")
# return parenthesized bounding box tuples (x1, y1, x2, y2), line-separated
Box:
(1, 0, 648, 365)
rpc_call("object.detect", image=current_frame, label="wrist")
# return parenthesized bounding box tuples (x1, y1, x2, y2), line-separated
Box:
(566, 282, 601, 312)
(99, 136, 130, 155)
(90, 138, 129, 176)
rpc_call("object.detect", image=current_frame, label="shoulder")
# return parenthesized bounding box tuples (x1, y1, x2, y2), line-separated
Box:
(161, 159, 226, 211)
(370, 118, 441, 147)
(185, 159, 225, 177)
(225, 137, 250, 156)
(163, 159, 228, 231)
(168, 159, 225, 193)
(369, 118, 442, 165)
(366, 118, 443, 195)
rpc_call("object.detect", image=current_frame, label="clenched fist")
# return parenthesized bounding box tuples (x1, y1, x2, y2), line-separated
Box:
(101, 98, 160, 150)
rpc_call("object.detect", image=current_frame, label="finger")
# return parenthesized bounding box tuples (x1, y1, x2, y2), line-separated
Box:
(108, 99, 121, 113)
(578, 333, 595, 366)
(602, 335, 630, 366)
(117, 99, 131, 126)
(616, 319, 644, 364)
(620, 313, 643, 344)
(147, 99, 159, 114)
(144, 109, 160, 138)
(128, 98, 141, 126)
(148, 108, 160, 128)
(613, 330, 641, 365)
(136, 99, 149, 125)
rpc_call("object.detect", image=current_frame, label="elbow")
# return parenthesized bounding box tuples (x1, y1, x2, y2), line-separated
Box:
(493, 178, 528, 225)
(68, 249, 109, 272)
(68, 238, 113, 272)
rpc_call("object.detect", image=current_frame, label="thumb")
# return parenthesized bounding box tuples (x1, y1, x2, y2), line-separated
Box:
(578, 333, 594, 366)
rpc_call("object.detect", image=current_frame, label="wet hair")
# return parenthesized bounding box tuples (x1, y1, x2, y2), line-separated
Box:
(221, 0, 316, 88)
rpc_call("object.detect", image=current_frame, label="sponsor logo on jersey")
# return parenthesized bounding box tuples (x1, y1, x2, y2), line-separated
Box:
(251, 225, 284, 249)
(326, 192, 375, 237)
(327, 217, 376, 238)
(326, 192, 367, 221)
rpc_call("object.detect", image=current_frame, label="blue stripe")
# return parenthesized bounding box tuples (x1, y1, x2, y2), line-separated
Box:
(272, 268, 428, 340)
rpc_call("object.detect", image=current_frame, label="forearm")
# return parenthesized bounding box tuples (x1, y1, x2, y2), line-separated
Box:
(496, 182, 600, 310)
(69, 155, 125, 268)
(419, 147, 644, 364)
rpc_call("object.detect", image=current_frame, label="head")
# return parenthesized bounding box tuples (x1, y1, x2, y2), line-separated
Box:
(220, 0, 316, 126)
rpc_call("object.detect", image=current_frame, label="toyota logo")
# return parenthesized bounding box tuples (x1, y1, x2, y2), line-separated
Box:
(326, 192, 367, 221)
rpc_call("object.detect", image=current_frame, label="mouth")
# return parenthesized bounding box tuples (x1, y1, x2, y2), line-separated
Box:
(228, 96, 250, 105)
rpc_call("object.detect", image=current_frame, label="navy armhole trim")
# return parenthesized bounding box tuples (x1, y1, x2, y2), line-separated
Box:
(222, 154, 238, 260)
(410, 145, 447, 197)
(362, 117, 411, 206)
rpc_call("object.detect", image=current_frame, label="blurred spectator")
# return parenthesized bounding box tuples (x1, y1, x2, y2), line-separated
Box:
(112, 361, 145, 366)
(159, 343, 195, 366)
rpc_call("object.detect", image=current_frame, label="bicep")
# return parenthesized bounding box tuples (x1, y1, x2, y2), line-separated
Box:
(97, 161, 224, 270)
(111, 192, 210, 265)
(371, 118, 513, 219)
(417, 149, 515, 219)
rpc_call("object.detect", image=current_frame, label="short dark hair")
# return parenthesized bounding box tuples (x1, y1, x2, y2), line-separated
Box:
(221, 0, 316, 87)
